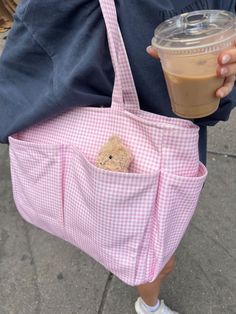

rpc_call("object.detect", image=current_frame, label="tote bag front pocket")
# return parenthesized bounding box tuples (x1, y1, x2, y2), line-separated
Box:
(63, 147, 159, 285)
(9, 137, 65, 239)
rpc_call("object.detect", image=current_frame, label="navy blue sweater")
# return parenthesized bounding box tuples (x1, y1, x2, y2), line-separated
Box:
(0, 0, 235, 163)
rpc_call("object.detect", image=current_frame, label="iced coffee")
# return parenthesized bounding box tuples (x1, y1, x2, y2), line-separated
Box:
(152, 10, 236, 119)
(163, 55, 224, 118)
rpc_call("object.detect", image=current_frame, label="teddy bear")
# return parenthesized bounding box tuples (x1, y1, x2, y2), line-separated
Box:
(96, 135, 133, 172)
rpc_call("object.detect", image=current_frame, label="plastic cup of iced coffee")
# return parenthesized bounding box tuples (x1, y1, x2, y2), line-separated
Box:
(152, 10, 236, 119)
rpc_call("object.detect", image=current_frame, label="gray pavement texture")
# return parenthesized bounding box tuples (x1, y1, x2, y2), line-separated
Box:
(0, 33, 236, 314)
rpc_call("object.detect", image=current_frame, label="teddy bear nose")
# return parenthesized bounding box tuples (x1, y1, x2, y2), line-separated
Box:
(109, 155, 113, 159)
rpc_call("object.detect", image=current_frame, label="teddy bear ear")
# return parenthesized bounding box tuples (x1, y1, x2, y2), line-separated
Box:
(109, 135, 122, 143)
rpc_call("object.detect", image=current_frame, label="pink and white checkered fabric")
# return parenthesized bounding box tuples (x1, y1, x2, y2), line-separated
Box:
(8, 0, 208, 286)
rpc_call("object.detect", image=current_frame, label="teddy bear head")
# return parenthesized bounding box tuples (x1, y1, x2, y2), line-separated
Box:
(96, 135, 133, 172)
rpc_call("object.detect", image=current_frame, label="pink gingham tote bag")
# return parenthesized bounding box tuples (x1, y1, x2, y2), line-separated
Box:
(8, 0, 207, 286)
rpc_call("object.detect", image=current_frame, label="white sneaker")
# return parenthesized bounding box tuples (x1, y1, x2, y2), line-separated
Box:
(135, 297, 179, 314)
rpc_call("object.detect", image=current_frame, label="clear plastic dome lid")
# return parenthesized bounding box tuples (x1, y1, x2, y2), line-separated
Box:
(152, 10, 236, 55)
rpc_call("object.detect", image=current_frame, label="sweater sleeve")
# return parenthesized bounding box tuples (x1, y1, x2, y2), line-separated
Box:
(0, 14, 57, 143)
(0, 0, 114, 144)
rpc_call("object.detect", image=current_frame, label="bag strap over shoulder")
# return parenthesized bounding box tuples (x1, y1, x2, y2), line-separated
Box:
(99, 0, 140, 113)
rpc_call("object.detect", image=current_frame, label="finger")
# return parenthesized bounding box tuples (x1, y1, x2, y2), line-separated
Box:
(146, 46, 159, 59)
(218, 45, 236, 65)
(216, 62, 236, 77)
(216, 75, 235, 98)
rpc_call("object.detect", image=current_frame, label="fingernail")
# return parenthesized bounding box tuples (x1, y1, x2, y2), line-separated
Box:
(221, 54, 231, 64)
(220, 67, 228, 75)
(146, 46, 152, 53)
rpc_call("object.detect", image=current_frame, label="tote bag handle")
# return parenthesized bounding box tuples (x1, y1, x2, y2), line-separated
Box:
(99, 0, 140, 113)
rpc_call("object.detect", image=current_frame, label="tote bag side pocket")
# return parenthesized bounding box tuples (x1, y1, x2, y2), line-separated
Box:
(9, 136, 65, 239)
(148, 163, 208, 282)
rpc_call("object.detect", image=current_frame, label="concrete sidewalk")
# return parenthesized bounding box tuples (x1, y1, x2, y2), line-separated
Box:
(0, 33, 236, 314)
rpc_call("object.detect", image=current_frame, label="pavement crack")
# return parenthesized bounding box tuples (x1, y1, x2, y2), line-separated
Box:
(191, 223, 236, 261)
(0, 229, 9, 264)
(207, 150, 236, 159)
(185, 251, 235, 302)
(182, 246, 223, 299)
(97, 272, 113, 314)
(194, 257, 215, 287)
(24, 223, 42, 314)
